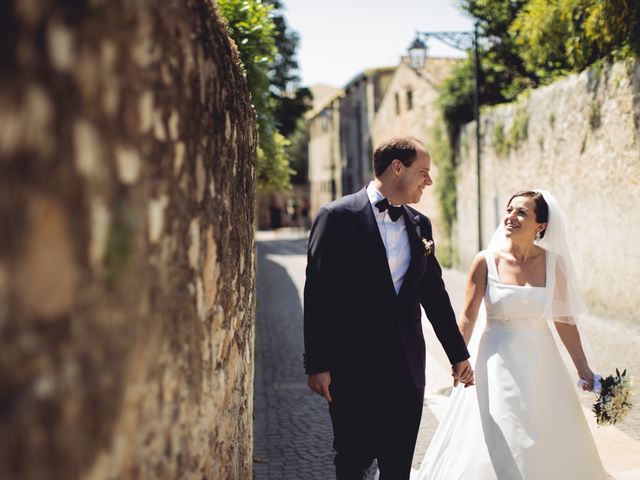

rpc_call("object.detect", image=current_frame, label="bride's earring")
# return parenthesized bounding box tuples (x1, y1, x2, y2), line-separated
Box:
(535, 230, 541, 241)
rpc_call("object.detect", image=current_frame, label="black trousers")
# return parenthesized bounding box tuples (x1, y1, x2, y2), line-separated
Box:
(328, 372, 424, 480)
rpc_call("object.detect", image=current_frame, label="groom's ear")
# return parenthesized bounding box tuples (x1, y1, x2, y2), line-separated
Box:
(391, 159, 403, 176)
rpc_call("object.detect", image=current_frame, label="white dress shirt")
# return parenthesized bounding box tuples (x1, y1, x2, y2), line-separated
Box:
(366, 182, 411, 294)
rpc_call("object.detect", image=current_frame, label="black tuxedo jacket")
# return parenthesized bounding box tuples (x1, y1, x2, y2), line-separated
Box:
(303, 188, 470, 388)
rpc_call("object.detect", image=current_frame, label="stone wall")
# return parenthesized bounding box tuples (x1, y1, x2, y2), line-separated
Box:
(456, 59, 640, 322)
(0, 1, 256, 479)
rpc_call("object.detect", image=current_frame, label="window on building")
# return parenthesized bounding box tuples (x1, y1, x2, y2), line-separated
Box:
(320, 111, 330, 131)
(407, 88, 413, 111)
(395, 93, 400, 115)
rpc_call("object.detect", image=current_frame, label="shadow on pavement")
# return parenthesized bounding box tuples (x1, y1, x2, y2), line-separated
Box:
(254, 238, 335, 479)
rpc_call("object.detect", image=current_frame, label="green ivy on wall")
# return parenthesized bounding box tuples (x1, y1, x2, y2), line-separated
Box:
(428, 117, 458, 267)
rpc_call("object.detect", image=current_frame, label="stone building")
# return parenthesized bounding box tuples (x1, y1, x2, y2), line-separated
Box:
(340, 67, 397, 194)
(371, 57, 458, 146)
(307, 90, 344, 214)
(306, 57, 458, 244)
(306, 67, 396, 214)
(372, 57, 459, 245)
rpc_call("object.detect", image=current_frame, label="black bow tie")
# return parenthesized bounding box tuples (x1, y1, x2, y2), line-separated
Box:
(375, 198, 403, 221)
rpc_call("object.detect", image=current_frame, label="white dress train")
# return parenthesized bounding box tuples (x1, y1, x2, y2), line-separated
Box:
(413, 250, 607, 480)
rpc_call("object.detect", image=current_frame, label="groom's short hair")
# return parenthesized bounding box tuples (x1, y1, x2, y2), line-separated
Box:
(373, 136, 425, 177)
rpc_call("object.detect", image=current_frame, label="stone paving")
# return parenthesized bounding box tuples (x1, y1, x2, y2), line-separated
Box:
(253, 231, 379, 479)
(254, 228, 640, 479)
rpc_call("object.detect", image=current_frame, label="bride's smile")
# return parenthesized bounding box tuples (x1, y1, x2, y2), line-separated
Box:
(503, 196, 545, 241)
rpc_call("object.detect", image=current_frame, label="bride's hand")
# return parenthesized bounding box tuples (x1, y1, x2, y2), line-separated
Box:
(578, 369, 595, 391)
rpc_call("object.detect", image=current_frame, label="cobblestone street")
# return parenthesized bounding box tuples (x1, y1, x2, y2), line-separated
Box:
(253, 230, 380, 479)
(254, 229, 640, 479)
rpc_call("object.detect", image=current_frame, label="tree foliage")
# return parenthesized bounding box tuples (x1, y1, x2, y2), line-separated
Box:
(217, 0, 311, 192)
(438, 55, 475, 133)
(443, 0, 638, 127)
(462, 0, 536, 102)
(217, 0, 276, 126)
(285, 118, 310, 185)
(437, 1, 538, 134)
(511, 0, 640, 81)
(433, 0, 637, 260)
(266, 1, 314, 138)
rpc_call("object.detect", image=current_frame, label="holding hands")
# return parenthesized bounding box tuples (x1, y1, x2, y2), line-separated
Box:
(452, 360, 474, 387)
(308, 360, 475, 402)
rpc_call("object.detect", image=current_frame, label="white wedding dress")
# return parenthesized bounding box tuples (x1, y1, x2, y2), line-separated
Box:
(413, 250, 607, 480)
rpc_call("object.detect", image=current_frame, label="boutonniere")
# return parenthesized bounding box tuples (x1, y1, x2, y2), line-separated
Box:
(421, 238, 434, 256)
(411, 214, 434, 256)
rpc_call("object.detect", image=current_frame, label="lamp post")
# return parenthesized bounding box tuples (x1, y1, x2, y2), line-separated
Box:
(408, 24, 483, 252)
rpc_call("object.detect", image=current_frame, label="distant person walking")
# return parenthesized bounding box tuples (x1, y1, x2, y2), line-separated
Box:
(269, 197, 283, 230)
(301, 197, 311, 230)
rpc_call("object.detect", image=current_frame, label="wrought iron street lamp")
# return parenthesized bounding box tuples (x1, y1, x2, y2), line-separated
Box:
(408, 25, 483, 252)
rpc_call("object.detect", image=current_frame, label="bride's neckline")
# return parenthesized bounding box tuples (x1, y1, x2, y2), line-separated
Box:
(494, 281, 546, 289)
(491, 250, 548, 288)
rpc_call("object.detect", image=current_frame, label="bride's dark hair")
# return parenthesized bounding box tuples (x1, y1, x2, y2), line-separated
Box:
(508, 190, 549, 238)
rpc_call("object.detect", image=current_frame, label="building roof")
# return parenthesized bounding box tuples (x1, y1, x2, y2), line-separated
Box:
(304, 57, 464, 121)
(305, 65, 398, 120)
(309, 84, 340, 110)
(305, 88, 345, 120)
(343, 65, 397, 91)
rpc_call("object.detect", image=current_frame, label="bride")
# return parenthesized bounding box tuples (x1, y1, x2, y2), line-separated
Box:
(413, 190, 607, 479)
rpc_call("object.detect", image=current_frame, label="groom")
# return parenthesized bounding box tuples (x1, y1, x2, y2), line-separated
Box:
(303, 136, 473, 479)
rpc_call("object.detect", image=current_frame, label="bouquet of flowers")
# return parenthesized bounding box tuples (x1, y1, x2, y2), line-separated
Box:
(592, 369, 633, 426)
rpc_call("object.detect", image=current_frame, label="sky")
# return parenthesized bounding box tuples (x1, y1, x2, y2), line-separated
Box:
(282, 0, 475, 88)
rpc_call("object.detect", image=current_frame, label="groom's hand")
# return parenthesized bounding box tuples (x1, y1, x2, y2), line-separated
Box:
(308, 372, 332, 402)
(452, 360, 474, 388)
